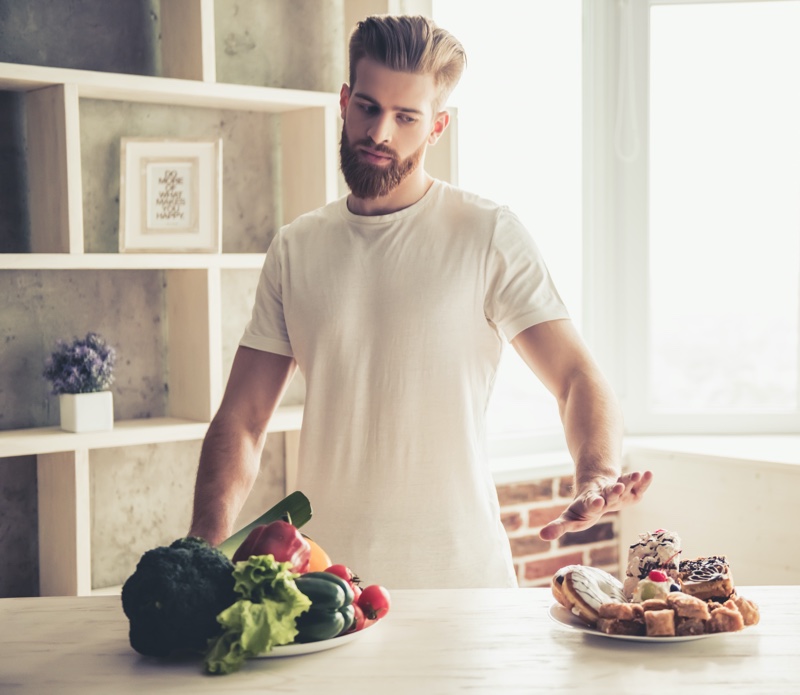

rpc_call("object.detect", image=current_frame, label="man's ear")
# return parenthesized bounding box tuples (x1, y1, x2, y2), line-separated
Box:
(339, 84, 351, 119)
(427, 109, 451, 145)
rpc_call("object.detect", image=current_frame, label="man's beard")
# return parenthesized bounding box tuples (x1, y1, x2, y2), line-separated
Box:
(339, 126, 425, 200)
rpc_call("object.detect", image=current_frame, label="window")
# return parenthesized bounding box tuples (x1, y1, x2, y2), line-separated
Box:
(433, 0, 583, 443)
(649, 0, 800, 415)
(587, 0, 800, 434)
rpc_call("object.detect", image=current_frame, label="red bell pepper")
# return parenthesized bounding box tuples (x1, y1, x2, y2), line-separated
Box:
(231, 520, 311, 573)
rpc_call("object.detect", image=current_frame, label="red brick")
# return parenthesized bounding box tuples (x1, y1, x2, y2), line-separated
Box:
(527, 504, 569, 529)
(522, 551, 584, 581)
(523, 575, 554, 588)
(496, 480, 553, 506)
(589, 544, 619, 566)
(508, 533, 551, 557)
(558, 476, 575, 499)
(558, 521, 615, 547)
(501, 511, 523, 533)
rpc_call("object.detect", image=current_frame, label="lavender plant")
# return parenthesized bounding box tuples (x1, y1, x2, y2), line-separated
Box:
(43, 332, 117, 395)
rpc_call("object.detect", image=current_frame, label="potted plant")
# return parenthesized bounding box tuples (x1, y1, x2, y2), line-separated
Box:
(43, 332, 117, 432)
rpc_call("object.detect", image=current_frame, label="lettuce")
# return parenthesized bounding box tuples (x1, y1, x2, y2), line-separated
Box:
(204, 555, 312, 675)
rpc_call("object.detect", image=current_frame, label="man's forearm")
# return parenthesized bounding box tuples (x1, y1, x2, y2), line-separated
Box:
(559, 369, 624, 490)
(189, 415, 266, 546)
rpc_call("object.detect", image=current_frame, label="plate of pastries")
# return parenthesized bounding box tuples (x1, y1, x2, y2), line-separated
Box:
(549, 529, 760, 642)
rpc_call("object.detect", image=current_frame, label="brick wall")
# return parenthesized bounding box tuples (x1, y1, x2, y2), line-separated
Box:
(496, 474, 620, 587)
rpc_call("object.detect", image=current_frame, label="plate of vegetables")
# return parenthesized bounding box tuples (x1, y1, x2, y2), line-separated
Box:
(120, 492, 391, 674)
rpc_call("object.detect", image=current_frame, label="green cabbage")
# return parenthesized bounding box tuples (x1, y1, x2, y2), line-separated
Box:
(204, 555, 311, 675)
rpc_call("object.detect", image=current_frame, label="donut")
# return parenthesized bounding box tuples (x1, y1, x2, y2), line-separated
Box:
(551, 565, 580, 609)
(560, 566, 627, 626)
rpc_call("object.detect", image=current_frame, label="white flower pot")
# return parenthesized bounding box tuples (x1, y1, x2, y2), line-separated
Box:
(59, 391, 114, 433)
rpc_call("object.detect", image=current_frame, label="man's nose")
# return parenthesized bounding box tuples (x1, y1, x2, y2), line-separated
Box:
(368, 115, 394, 144)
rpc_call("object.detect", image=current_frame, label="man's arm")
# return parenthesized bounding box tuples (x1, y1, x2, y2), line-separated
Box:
(189, 346, 296, 546)
(510, 319, 652, 541)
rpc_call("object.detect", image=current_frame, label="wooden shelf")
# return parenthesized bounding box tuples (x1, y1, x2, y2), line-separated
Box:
(0, 62, 339, 113)
(0, 0, 383, 598)
(0, 252, 266, 270)
(0, 405, 302, 458)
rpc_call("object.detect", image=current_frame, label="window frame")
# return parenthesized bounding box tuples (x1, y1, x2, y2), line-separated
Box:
(583, 0, 800, 436)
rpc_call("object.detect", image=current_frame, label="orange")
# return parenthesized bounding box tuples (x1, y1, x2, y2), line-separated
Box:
(303, 534, 332, 572)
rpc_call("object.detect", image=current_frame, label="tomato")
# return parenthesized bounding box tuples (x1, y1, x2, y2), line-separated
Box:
(358, 584, 391, 621)
(325, 564, 362, 592)
(325, 564, 360, 585)
(345, 603, 370, 633)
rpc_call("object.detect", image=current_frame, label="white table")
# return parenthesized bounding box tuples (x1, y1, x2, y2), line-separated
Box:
(0, 587, 797, 694)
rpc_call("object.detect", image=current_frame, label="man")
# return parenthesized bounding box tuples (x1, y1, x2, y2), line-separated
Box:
(190, 15, 652, 589)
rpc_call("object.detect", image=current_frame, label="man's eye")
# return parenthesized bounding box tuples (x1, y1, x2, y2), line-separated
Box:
(359, 103, 378, 115)
(399, 114, 417, 124)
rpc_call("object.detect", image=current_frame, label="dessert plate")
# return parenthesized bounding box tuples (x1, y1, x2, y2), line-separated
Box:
(258, 621, 379, 658)
(548, 603, 720, 643)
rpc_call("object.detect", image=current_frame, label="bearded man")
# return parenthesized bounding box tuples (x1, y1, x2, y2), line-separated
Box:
(189, 15, 652, 589)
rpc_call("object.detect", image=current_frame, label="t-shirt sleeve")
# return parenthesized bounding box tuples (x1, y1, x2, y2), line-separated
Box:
(239, 231, 294, 357)
(484, 207, 571, 341)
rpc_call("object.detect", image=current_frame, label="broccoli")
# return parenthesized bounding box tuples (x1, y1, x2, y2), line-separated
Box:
(121, 536, 237, 657)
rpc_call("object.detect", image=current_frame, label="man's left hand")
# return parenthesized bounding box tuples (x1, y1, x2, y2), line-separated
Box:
(538, 470, 653, 541)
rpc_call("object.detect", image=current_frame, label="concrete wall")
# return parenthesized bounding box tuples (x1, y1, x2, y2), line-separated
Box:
(0, 0, 343, 597)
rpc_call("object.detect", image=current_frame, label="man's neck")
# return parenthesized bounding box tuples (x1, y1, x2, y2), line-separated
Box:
(347, 170, 435, 217)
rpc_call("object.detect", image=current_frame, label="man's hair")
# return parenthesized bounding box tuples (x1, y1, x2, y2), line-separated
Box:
(348, 15, 466, 112)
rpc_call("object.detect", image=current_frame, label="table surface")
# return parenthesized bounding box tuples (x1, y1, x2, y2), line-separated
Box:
(0, 586, 798, 694)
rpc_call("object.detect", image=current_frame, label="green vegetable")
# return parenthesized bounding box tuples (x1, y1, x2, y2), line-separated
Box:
(216, 491, 313, 559)
(294, 604, 355, 642)
(121, 537, 237, 657)
(294, 571, 356, 643)
(203, 555, 312, 675)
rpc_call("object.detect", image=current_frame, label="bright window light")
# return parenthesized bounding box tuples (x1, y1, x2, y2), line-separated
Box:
(649, 1, 800, 413)
(433, 0, 582, 437)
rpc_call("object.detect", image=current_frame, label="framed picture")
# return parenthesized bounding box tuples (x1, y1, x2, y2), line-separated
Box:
(119, 138, 222, 253)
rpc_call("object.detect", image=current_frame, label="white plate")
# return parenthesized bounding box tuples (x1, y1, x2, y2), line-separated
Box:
(548, 603, 723, 643)
(258, 622, 377, 658)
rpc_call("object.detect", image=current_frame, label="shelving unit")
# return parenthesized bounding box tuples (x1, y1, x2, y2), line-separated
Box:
(1, 0, 450, 598)
(0, 0, 340, 597)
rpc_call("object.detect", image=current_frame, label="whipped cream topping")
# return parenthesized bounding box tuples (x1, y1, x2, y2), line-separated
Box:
(627, 529, 682, 577)
(624, 529, 682, 598)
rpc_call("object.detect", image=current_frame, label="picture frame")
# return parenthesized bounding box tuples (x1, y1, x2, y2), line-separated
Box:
(119, 138, 222, 253)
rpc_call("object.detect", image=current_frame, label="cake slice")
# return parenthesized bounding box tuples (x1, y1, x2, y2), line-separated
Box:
(678, 556, 735, 602)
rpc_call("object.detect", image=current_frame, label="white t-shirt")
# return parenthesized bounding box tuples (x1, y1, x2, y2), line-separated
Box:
(240, 180, 569, 589)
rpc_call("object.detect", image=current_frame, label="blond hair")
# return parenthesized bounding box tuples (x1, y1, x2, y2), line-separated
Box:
(348, 15, 466, 111)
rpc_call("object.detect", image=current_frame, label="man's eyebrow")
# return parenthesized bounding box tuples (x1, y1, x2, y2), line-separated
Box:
(352, 92, 425, 116)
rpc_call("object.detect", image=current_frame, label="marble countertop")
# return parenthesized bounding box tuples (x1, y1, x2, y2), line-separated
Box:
(0, 586, 797, 694)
